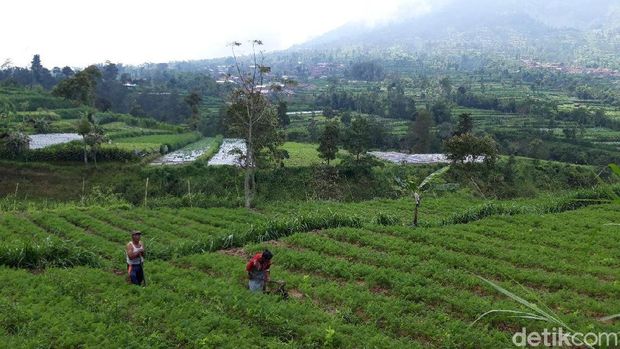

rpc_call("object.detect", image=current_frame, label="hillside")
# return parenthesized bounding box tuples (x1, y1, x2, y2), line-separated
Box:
(0, 86, 208, 163)
(0, 191, 618, 347)
(295, 0, 620, 67)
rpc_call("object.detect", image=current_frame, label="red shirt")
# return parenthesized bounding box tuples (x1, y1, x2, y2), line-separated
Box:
(246, 253, 271, 272)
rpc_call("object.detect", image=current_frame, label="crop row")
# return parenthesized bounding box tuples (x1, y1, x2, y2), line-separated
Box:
(281, 229, 619, 317)
(0, 214, 101, 268)
(322, 226, 618, 297)
(0, 265, 287, 348)
(0, 258, 424, 348)
(0, 206, 364, 269)
(182, 252, 511, 347)
(182, 205, 617, 347)
(370, 212, 619, 279)
(440, 185, 620, 225)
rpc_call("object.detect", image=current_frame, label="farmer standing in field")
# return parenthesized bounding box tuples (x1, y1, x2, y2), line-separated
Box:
(246, 249, 273, 292)
(126, 230, 146, 286)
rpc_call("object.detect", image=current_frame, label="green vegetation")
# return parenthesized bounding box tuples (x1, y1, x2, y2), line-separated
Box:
(1, 12, 619, 346)
(111, 132, 201, 153)
(281, 142, 346, 167)
(0, 192, 618, 347)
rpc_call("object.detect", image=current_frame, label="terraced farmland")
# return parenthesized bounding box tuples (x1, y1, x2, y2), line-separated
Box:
(208, 138, 246, 166)
(151, 137, 220, 165)
(0, 195, 618, 348)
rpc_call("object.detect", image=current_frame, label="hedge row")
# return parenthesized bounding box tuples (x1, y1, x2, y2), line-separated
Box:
(440, 185, 620, 225)
(97, 112, 183, 132)
(107, 129, 172, 140)
(0, 239, 101, 269)
(8, 95, 76, 111)
(54, 106, 93, 120)
(2, 141, 139, 162)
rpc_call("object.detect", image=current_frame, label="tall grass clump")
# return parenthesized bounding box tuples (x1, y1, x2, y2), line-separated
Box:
(246, 212, 363, 242)
(471, 276, 597, 349)
(373, 213, 401, 226)
(0, 238, 101, 269)
(170, 212, 363, 256)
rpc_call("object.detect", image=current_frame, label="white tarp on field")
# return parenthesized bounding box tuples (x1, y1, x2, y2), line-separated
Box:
(151, 138, 215, 166)
(29, 133, 82, 149)
(370, 152, 483, 164)
(286, 110, 323, 116)
(151, 150, 207, 165)
(207, 138, 246, 166)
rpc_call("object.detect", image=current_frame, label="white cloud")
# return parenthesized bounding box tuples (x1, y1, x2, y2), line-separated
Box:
(0, 0, 433, 67)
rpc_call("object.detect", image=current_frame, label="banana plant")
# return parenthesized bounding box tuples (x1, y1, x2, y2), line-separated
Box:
(398, 166, 451, 226)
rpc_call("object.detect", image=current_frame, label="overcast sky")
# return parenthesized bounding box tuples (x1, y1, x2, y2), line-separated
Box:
(1, 0, 435, 68)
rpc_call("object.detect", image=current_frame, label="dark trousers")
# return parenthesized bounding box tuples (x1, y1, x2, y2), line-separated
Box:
(127, 263, 144, 285)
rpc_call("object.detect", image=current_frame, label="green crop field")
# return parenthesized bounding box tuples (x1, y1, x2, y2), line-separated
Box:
(0, 192, 618, 348)
(281, 142, 349, 167)
(109, 132, 201, 153)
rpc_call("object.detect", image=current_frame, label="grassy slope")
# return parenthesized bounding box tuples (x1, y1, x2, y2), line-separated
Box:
(281, 142, 348, 167)
(0, 199, 618, 347)
(0, 161, 143, 200)
(1, 86, 199, 159)
(109, 132, 201, 152)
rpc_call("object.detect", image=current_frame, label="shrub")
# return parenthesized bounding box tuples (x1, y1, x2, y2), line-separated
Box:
(16, 141, 139, 162)
(0, 131, 30, 158)
(54, 106, 93, 120)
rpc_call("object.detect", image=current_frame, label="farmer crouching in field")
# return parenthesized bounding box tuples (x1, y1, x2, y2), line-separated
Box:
(126, 230, 146, 286)
(246, 249, 273, 292)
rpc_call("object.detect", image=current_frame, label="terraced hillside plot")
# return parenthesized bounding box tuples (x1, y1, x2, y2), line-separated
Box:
(28, 133, 82, 149)
(151, 137, 217, 165)
(370, 151, 484, 164)
(109, 132, 201, 153)
(0, 201, 618, 347)
(281, 142, 347, 166)
(208, 138, 246, 166)
(370, 151, 451, 164)
(231, 205, 620, 347)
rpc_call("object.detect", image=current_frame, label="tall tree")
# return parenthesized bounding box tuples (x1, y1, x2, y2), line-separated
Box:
(277, 101, 289, 127)
(387, 80, 407, 119)
(76, 116, 93, 165)
(454, 113, 473, 136)
(29, 54, 54, 88)
(184, 91, 202, 131)
(76, 113, 106, 166)
(340, 111, 352, 126)
(444, 133, 498, 166)
(30, 54, 43, 85)
(84, 127, 106, 167)
(102, 61, 119, 81)
(431, 100, 452, 124)
(317, 121, 340, 165)
(226, 40, 283, 208)
(61, 66, 74, 78)
(53, 65, 101, 106)
(407, 109, 434, 153)
(406, 96, 417, 120)
(439, 77, 452, 98)
(343, 116, 371, 161)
